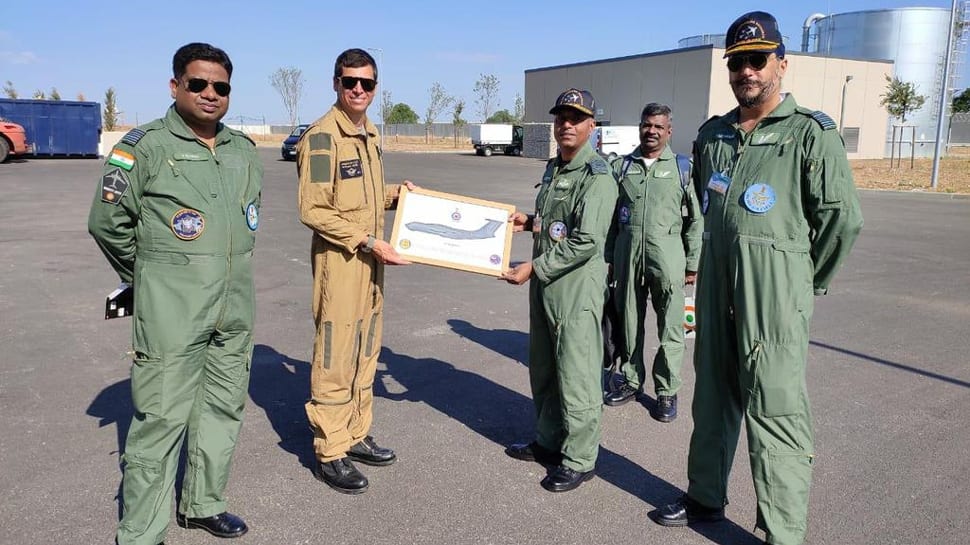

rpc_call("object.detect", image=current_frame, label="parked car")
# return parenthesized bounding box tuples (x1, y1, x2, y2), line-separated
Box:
(281, 124, 309, 161)
(0, 117, 31, 163)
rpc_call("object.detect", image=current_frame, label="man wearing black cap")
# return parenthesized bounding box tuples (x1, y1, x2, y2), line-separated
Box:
(501, 88, 618, 493)
(652, 11, 863, 545)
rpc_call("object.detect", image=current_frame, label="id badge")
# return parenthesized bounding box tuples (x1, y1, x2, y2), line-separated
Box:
(707, 171, 731, 195)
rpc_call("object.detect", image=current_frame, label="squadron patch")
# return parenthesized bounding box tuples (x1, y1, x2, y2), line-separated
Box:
(742, 183, 776, 214)
(171, 209, 205, 240)
(246, 202, 259, 231)
(101, 168, 130, 204)
(548, 220, 568, 241)
(618, 205, 631, 224)
(339, 159, 363, 179)
(120, 128, 146, 146)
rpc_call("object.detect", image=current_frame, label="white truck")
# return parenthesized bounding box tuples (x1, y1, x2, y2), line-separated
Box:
(590, 125, 640, 158)
(470, 124, 524, 157)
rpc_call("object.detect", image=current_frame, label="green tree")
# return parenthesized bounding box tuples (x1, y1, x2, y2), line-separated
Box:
(452, 98, 466, 147)
(486, 109, 516, 123)
(103, 87, 121, 131)
(513, 93, 524, 123)
(3, 81, 17, 99)
(952, 88, 970, 114)
(473, 73, 500, 121)
(269, 66, 304, 127)
(32, 89, 46, 100)
(50, 87, 61, 101)
(424, 82, 453, 142)
(386, 103, 418, 124)
(880, 75, 926, 124)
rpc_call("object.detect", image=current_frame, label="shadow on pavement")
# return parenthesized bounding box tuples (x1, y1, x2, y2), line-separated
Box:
(447, 318, 529, 366)
(248, 344, 315, 470)
(87, 378, 133, 520)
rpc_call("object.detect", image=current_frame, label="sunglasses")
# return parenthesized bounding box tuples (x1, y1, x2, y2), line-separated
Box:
(184, 78, 231, 97)
(727, 53, 769, 72)
(339, 76, 377, 92)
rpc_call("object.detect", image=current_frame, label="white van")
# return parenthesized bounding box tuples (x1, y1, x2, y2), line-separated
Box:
(590, 125, 640, 158)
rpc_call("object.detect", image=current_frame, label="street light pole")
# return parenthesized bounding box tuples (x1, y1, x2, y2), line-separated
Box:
(366, 47, 385, 149)
(931, 0, 958, 190)
(839, 75, 854, 134)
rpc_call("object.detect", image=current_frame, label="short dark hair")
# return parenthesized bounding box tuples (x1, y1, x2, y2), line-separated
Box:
(333, 48, 378, 81)
(640, 102, 672, 120)
(172, 42, 233, 80)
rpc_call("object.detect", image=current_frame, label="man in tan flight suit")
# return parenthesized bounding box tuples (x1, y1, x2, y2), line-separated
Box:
(297, 48, 414, 495)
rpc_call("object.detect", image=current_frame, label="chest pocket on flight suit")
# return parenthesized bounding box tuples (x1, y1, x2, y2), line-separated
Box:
(334, 147, 367, 212)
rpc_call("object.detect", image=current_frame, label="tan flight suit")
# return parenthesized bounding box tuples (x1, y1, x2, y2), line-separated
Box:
(297, 104, 402, 463)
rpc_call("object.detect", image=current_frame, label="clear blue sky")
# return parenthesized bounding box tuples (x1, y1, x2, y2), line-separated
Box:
(1, 0, 961, 126)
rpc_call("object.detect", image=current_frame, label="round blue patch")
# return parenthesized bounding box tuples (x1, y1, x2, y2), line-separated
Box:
(742, 183, 776, 214)
(618, 206, 631, 224)
(548, 220, 568, 241)
(171, 209, 205, 240)
(246, 202, 259, 231)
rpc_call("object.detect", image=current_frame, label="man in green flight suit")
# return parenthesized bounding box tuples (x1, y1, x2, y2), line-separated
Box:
(605, 103, 702, 423)
(652, 13, 863, 545)
(502, 89, 618, 493)
(88, 42, 262, 545)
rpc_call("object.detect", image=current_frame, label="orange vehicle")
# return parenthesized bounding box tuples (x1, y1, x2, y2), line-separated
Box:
(0, 117, 31, 162)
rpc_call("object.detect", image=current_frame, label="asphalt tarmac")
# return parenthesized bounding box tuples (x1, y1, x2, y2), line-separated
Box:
(1, 147, 968, 545)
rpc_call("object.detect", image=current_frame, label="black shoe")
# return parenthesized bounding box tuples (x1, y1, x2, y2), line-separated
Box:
(175, 511, 248, 538)
(651, 394, 678, 422)
(313, 458, 369, 494)
(505, 441, 562, 466)
(604, 383, 641, 406)
(653, 495, 725, 527)
(347, 436, 397, 466)
(540, 465, 595, 492)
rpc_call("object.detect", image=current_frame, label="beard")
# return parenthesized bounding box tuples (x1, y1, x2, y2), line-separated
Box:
(732, 76, 777, 108)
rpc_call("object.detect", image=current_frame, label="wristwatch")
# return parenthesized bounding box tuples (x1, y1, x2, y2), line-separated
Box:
(361, 234, 376, 253)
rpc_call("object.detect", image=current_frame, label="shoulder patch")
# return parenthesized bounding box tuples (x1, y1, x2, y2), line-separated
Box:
(809, 110, 837, 130)
(698, 115, 721, 132)
(101, 168, 130, 204)
(120, 128, 146, 146)
(309, 132, 332, 152)
(589, 158, 609, 175)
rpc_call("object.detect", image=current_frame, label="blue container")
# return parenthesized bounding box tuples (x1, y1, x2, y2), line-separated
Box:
(0, 98, 102, 157)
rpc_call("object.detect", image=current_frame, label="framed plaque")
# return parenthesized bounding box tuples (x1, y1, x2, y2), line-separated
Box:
(389, 186, 515, 276)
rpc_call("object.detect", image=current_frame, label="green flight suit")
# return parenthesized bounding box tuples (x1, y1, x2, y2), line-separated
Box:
(88, 105, 263, 545)
(528, 143, 618, 472)
(610, 146, 702, 396)
(686, 95, 862, 545)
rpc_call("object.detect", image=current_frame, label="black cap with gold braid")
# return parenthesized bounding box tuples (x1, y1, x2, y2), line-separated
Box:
(724, 11, 785, 58)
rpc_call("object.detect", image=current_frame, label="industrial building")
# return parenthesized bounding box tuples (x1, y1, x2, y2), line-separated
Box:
(524, 5, 969, 159)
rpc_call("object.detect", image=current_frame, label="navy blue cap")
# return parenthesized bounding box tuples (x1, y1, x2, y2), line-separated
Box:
(724, 11, 785, 58)
(549, 88, 596, 117)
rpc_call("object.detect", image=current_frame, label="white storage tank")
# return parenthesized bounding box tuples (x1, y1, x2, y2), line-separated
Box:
(806, 7, 958, 156)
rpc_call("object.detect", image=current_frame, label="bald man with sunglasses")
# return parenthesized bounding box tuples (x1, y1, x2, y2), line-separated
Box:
(652, 12, 863, 545)
(297, 48, 415, 495)
(89, 42, 261, 545)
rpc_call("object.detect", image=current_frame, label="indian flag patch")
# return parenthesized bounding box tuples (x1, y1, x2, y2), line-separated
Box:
(108, 149, 135, 171)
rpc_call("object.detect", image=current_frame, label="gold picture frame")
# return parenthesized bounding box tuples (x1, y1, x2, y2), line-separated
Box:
(389, 186, 515, 276)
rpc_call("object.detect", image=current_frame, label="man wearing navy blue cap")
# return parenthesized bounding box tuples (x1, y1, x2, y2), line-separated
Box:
(502, 88, 617, 493)
(652, 11, 863, 545)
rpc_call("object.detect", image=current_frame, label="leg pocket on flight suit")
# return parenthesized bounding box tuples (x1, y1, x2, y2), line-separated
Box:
(748, 340, 806, 417)
(131, 353, 165, 417)
(765, 450, 813, 529)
